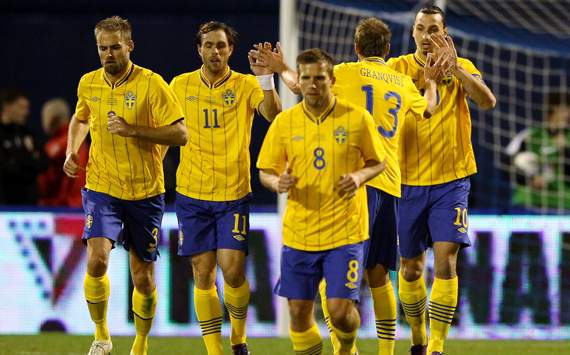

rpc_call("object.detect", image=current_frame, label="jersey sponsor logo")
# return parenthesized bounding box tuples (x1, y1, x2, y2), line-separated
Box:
(85, 214, 93, 229)
(124, 91, 136, 109)
(233, 234, 245, 242)
(334, 126, 347, 144)
(345, 281, 357, 289)
(222, 89, 236, 107)
(178, 230, 184, 246)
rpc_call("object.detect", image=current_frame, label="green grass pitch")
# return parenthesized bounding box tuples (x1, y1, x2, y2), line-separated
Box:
(0, 335, 568, 354)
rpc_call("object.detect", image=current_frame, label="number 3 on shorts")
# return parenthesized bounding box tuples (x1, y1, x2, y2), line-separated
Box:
(345, 259, 359, 289)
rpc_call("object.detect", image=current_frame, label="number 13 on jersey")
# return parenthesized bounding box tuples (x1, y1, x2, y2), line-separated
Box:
(361, 85, 401, 138)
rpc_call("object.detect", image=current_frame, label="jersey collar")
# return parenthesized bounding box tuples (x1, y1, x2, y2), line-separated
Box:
(102, 62, 135, 89)
(413, 53, 426, 67)
(302, 96, 336, 125)
(200, 65, 232, 89)
(363, 56, 386, 64)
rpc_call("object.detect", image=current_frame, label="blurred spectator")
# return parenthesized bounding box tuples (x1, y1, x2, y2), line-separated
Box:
(0, 89, 46, 205)
(506, 92, 570, 212)
(37, 98, 88, 207)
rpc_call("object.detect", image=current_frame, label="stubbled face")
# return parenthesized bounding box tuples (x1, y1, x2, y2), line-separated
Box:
(198, 30, 233, 75)
(412, 12, 447, 56)
(4, 97, 30, 125)
(96, 30, 133, 76)
(298, 62, 335, 109)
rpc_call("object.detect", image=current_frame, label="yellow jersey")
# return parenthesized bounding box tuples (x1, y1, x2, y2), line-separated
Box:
(74, 62, 184, 200)
(387, 53, 480, 185)
(170, 66, 264, 201)
(256, 97, 385, 251)
(333, 57, 427, 197)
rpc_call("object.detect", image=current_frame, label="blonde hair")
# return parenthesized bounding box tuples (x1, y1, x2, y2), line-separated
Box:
(94, 16, 132, 41)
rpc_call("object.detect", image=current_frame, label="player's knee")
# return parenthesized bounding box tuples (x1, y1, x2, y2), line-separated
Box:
(288, 304, 313, 330)
(132, 271, 154, 294)
(221, 266, 245, 288)
(328, 302, 354, 331)
(400, 258, 424, 282)
(434, 256, 457, 279)
(191, 264, 216, 289)
(86, 251, 109, 277)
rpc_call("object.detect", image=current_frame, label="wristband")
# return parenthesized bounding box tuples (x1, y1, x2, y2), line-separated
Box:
(256, 74, 275, 91)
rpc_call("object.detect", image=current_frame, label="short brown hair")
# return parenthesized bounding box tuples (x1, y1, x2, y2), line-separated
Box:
(296, 48, 335, 77)
(354, 17, 391, 58)
(94, 16, 132, 41)
(196, 21, 238, 47)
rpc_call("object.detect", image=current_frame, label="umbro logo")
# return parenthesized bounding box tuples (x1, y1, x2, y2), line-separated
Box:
(90, 96, 101, 102)
(233, 234, 245, 242)
(186, 96, 198, 102)
(292, 135, 304, 141)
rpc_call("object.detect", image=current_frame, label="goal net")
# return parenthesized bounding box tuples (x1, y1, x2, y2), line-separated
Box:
(295, 0, 570, 214)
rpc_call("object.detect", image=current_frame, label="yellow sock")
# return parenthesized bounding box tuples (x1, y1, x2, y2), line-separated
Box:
(398, 272, 427, 346)
(427, 277, 458, 354)
(131, 287, 157, 355)
(370, 280, 396, 355)
(195, 286, 223, 355)
(84, 272, 110, 341)
(319, 280, 342, 353)
(289, 323, 323, 355)
(224, 280, 250, 346)
(329, 320, 359, 355)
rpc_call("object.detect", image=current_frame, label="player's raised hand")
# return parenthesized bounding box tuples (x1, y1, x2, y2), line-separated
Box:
(249, 42, 274, 76)
(107, 111, 133, 137)
(424, 52, 447, 83)
(249, 42, 286, 74)
(337, 173, 362, 200)
(276, 168, 298, 193)
(430, 33, 457, 71)
(63, 152, 84, 178)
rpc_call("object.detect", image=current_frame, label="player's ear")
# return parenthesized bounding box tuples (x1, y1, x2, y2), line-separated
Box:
(197, 44, 202, 56)
(331, 74, 336, 86)
(127, 40, 134, 52)
(228, 44, 234, 57)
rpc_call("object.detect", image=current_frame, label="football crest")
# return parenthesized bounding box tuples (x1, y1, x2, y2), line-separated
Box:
(334, 126, 347, 144)
(125, 91, 136, 109)
(222, 89, 236, 107)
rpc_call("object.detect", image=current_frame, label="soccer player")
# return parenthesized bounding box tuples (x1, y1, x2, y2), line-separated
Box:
(250, 17, 442, 355)
(257, 48, 386, 355)
(386, 6, 496, 355)
(63, 16, 187, 355)
(169, 21, 280, 355)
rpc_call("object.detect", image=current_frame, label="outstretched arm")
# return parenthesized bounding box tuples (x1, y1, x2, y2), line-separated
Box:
(249, 42, 282, 122)
(249, 42, 301, 95)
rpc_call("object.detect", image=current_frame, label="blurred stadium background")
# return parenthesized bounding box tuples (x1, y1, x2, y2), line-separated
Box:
(1, 0, 569, 353)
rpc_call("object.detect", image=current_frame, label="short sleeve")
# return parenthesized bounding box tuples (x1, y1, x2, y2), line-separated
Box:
(360, 110, 385, 164)
(256, 114, 287, 174)
(74, 76, 91, 122)
(246, 75, 265, 111)
(149, 74, 184, 126)
(459, 58, 482, 78)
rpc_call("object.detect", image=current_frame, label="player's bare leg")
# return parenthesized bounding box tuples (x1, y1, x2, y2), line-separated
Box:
(129, 250, 156, 355)
(427, 242, 460, 355)
(85, 238, 113, 355)
(289, 300, 323, 354)
(327, 298, 360, 355)
(219, 249, 250, 354)
(366, 265, 397, 355)
(192, 251, 223, 355)
(399, 253, 428, 355)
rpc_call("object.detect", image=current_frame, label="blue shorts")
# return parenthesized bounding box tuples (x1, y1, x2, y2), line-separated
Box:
(363, 186, 399, 270)
(398, 178, 472, 259)
(176, 193, 251, 257)
(274, 243, 364, 301)
(81, 189, 165, 262)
